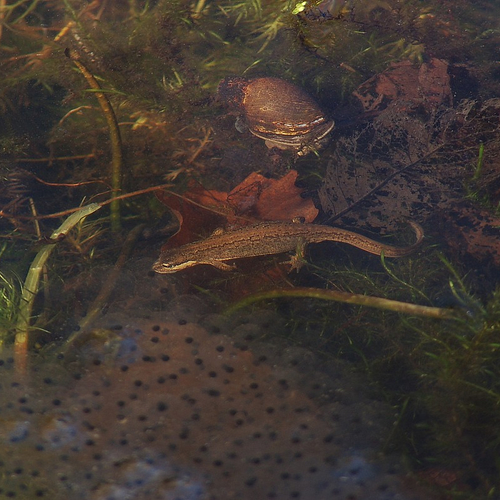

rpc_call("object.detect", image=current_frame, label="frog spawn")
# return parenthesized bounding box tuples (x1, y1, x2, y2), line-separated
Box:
(0, 315, 432, 500)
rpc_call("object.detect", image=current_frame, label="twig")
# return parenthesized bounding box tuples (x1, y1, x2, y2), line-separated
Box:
(3, 183, 258, 226)
(188, 126, 213, 164)
(226, 286, 458, 320)
(9, 184, 257, 224)
(9, 183, 173, 220)
(29, 173, 109, 188)
(13, 154, 96, 163)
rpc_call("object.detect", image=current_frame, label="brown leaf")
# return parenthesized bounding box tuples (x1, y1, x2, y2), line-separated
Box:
(245, 171, 318, 222)
(437, 203, 500, 268)
(156, 170, 318, 252)
(353, 58, 452, 112)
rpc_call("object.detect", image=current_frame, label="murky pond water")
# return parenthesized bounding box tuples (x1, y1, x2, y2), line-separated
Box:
(1, 1, 500, 498)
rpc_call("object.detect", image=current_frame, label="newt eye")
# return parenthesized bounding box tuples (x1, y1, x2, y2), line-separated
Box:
(151, 260, 174, 274)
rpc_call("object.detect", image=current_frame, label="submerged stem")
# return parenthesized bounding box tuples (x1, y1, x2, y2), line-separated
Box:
(14, 203, 101, 373)
(65, 48, 123, 232)
(226, 286, 458, 319)
(75, 223, 146, 333)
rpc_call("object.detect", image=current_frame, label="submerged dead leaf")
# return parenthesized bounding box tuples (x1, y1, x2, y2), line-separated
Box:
(319, 59, 500, 268)
(435, 203, 500, 269)
(353, 58, 452, 112)
(156, 170, 318, 252)
(241, 171, 319, 222)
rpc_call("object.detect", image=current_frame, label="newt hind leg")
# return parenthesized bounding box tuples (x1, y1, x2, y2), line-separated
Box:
(283, 239, 307, 272)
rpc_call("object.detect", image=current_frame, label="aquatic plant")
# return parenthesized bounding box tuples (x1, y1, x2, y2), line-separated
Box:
(65, 48, 123, 232)
(0, 256, 21, 346)
(408, 282, 500, 495)
(228, 286, 456, 319)
(14, 203, 101, 371)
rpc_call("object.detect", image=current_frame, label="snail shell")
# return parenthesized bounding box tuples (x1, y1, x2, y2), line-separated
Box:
(217, 76, 334, 156)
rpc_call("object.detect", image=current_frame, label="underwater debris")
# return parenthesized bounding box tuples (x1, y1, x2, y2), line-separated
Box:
(296, 0, 352, 21)
(352, 58, 452, 112)
(226, 286, 457, 320)
(0, 305, 435, 499)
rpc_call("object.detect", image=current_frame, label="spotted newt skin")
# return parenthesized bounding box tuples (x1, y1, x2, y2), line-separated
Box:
(152, 220, 424, 274)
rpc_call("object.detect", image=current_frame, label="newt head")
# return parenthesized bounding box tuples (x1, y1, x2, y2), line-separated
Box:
(152, 258, 199, 274)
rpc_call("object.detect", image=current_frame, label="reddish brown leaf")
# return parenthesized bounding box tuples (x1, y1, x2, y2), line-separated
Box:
(154, 188, 229, 250)
(155, 170, 318, 252)
(353, 58, 452, 113)
(242, 171, 318, 222)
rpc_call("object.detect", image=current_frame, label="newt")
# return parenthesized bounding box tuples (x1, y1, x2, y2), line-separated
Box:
(152, 220, 424, 274)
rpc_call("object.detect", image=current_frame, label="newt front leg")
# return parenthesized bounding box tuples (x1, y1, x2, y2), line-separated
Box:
(285, 239, 307, 272)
